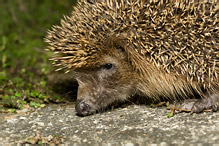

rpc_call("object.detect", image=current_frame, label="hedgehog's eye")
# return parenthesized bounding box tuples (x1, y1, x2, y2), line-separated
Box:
(102, 63, 113, 70)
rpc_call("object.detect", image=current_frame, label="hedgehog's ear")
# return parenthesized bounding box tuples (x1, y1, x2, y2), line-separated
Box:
(106, 33, 148, 73)
(108, 34, 129, 52)
(113, 34, 150, 72)
(125, 47, 150, 74)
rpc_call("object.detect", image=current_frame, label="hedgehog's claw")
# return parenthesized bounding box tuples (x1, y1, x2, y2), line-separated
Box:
(178, 94, 219, 113)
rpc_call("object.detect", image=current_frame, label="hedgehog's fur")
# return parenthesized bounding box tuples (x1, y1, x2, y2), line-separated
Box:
(46, 0, 219, 116)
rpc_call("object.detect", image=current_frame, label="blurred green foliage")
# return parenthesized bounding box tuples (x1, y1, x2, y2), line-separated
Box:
(0, 0, 77, 68)
(0, 0, 77, 112)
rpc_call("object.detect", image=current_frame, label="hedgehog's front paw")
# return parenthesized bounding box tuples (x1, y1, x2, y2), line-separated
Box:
(179, 94, 219, 113)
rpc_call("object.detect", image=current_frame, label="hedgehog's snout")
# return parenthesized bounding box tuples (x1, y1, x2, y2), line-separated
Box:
(75, 99, 91, 116)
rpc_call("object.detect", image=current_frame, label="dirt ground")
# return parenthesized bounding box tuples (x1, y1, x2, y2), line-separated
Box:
(0, 103, 219, 145)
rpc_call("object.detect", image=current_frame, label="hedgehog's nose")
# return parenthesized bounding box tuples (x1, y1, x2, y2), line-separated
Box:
(75, 99, 91, 116)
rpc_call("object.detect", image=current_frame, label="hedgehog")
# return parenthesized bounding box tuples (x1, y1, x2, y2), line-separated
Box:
(45, 0, 219, 116)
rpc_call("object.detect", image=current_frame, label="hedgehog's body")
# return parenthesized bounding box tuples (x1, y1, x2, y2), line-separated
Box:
(46, 0, 219, 116)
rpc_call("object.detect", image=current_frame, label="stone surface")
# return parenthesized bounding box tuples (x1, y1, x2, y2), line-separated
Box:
(0, 103, 219, 145)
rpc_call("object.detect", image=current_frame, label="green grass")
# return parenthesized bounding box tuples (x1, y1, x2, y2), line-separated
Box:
(0, 0, 77, 112)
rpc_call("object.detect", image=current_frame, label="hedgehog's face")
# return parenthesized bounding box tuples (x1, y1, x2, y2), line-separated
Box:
(74, 55, 136, 116)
